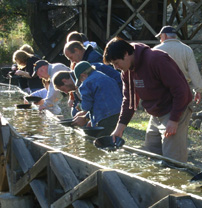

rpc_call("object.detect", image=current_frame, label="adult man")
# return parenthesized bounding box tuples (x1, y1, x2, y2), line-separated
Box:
(53, 62, 122, 117)
(63, 41, 103, 65)
(32, 60, 70, 114)
(73, 61, 122, 136)
(103, 37, 192, 163)
(154, 25, 202, 104)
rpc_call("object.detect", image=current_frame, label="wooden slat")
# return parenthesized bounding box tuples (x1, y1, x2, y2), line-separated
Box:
(50, 152, 92, 208)
(12, 152, 49, 195)
(12, 138, 49, 208)
(98, 170, 138, 208)
(51, 170, 98, 208)
(169, 193, 197, 208)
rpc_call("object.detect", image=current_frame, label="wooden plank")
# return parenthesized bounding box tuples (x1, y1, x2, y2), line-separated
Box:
(176, 1, 202, 31)
(1, 125, 11, 154)
(169, 193, 197, 208)
(98, 170, 138, 208)
(12, 138, 49, 208)
(12, 151, 49, 195)
(51, 170, 98, 208)
(149, 195, 169, 208)
(50, 152, 93, 208)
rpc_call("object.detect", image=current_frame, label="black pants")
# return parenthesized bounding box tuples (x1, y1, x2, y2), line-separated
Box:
(97, 114, 119, 137)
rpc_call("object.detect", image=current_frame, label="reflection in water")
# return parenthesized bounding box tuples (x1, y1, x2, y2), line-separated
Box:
(0, 84, 201, 196)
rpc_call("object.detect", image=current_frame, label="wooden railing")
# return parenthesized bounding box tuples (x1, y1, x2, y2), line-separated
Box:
(1, 114, 202, 208)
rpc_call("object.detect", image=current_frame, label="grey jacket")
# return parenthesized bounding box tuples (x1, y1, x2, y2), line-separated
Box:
(154, 39, 202, 93)
(43, 63, 70, 114)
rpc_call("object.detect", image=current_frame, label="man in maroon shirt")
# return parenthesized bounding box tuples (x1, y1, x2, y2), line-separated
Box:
(103, 37, 192, 163)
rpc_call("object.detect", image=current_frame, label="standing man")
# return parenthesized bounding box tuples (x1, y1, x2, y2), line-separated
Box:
(154, 25, 202, 104)
(32, 60, 70, 114)
(103, 37, 192, 163)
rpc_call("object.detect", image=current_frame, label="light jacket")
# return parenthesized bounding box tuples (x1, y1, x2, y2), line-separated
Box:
(154, 39, 202, 93)
(42, 63, 70, 114)
(79, 70, 122, 126)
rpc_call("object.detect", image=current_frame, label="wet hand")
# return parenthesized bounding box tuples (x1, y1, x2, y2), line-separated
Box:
(164, 120, 178, 138)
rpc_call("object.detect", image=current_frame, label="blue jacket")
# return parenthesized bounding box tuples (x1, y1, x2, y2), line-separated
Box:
(79, 70, 122, 126)
(92, 62, 122, 93)
(82, 45, 103, 63)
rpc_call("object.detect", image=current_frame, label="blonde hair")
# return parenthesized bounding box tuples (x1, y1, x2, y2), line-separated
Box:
(12, 50, 33, 69)
(19, 44, 34, 54)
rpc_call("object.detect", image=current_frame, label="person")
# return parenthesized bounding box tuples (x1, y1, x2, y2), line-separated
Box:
(63, 41, 103, 65)
(74, 61, 122, 136)
(32, 60, 70, 115)
(52, 71, 81, 117)
(154, 25, 202, 104)
(19, 44, 41, 59)
(52, 62, 122, 117)
(53, 61, 122, 136)
(66, 31, 103, 54)
(103, 37, 193, 163)
(12, 50, 44, 93)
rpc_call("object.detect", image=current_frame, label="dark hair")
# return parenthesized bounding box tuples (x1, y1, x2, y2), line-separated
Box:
(103, 37, 134, 64)
(80, 33, 88, 42)
(52, 71, 72, 87)
(66, 31, 83, 42)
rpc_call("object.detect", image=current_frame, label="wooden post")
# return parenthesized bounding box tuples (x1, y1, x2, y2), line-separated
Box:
(98, 170, 138, 208)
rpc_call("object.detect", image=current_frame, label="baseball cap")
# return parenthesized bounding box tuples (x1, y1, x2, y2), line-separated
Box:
(32, 60, 49, 77)
(74, 61, 92, 86)
(155, 26, 176, 37)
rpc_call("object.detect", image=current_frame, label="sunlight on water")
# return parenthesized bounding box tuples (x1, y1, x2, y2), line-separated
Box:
(0, 83, 201, 197)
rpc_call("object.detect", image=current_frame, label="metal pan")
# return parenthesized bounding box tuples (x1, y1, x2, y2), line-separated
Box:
(81, 126, 104, 137)
(16, 104, 32, 109)
(58, 118, 74, 127)
(24, 96, 43, 102)
(94, 136, 125, 149)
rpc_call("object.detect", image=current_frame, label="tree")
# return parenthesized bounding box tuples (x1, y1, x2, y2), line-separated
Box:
(0, 0, 27, 37)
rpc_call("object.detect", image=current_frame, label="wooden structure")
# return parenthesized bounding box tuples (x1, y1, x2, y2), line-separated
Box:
(1, 113, 202, 207)
(27, 0, 202, 63)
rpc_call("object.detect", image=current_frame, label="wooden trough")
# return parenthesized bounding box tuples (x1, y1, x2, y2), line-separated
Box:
(1, 113, 202, 208)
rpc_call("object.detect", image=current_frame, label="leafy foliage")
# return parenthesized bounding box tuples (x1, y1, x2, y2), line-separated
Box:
(0, 0, 27, 37)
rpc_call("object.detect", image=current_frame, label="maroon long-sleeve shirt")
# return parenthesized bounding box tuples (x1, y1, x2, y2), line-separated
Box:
(119, 43, 192, 125)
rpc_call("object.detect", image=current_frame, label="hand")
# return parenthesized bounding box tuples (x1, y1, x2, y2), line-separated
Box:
(164, 120, 178, 138)
(15, 70, 23, 76)
(34, 99, 44, 106)
(38, 105, 46, 111)
(72, 116, 87, 127)
(194, 92, 201, 104)
(111, 123, 126, 142)
(68, 99, 74, 107)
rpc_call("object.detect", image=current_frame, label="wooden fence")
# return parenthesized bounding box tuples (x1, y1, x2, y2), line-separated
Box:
(1, 113, 202, 208)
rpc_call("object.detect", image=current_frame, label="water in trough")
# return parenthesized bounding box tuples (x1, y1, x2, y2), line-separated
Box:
(0, 83, 201, 196)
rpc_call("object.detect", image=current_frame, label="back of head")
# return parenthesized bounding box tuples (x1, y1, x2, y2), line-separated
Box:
(74, 61, 94, 85)
(80, 33, 88, 42)
(64, 41, 84, 54)
(20, 44, 34, 54)
(52, 71, 72, 87)
(12, 49, 32, 65)
(66, 31, 83, 43)
(103, 37, 134, 64)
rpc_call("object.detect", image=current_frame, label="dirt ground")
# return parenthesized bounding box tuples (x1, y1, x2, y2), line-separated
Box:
(59, 95, 202, 169)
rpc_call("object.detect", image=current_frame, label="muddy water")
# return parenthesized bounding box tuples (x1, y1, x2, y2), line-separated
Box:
(0, 84, 201, 196)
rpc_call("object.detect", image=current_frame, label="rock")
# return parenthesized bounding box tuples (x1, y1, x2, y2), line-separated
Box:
(192, 119, 201, 130)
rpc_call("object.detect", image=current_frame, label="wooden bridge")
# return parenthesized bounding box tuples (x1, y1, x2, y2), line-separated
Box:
(27, 0, 202, 63)
(1, 112, 202, 207)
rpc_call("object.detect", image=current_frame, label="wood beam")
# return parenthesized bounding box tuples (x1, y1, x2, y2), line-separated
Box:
(51, 170, 98, 208)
